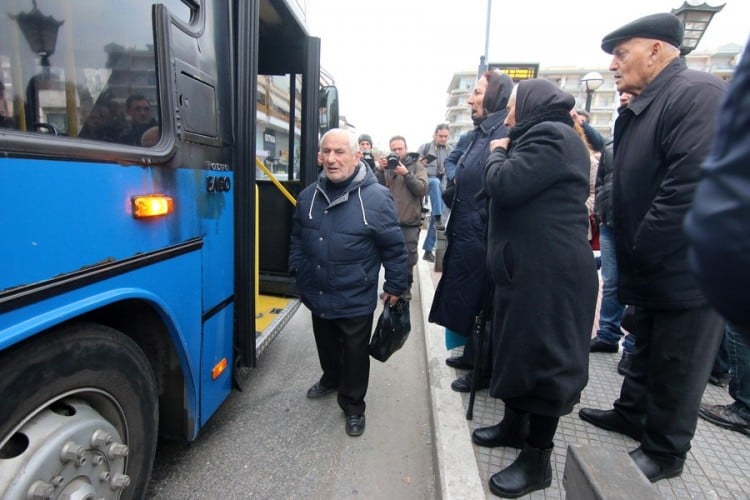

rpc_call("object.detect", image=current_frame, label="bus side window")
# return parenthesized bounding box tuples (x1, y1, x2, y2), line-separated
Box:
(0, 0, 167, 147)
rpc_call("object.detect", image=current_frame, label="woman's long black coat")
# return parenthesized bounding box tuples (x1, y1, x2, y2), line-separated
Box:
(484, 117, 598, 417)
(429, 110, 508, 336)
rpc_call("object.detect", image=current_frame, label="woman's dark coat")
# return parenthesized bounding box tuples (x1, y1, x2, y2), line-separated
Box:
(429, 72, 513, 337)
(483, 79, 598, 416)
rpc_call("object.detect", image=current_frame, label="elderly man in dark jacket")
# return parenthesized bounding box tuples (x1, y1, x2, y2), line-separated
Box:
(428, 70, 514, 393)
(290, 129, 408, 438)
(578, 13, 727, 483)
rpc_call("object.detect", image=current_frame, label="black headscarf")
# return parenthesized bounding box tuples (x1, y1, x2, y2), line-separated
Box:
(474, 70, 514, 126)
(508, 79, 575, 141)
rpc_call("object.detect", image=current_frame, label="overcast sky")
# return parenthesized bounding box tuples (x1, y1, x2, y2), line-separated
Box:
(305, 0, 749, 150)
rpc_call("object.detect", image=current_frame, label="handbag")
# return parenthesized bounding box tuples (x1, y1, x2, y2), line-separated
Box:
(369, 299, 411, 362)
(589, 214, 600, 250)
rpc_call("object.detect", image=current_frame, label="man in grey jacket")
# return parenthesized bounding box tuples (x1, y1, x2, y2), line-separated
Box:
(290, 129, 408, 437)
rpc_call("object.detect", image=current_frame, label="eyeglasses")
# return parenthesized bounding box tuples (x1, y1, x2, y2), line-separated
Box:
(134, 106, 151, 112)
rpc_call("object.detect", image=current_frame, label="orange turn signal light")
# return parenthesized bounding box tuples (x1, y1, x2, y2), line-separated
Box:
(132, 194, 174, 218)
(211, 358, 228, 380)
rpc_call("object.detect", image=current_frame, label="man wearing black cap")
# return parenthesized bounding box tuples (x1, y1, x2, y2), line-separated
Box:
(358, 134, 376, 171)
(578, 12, 727, 483)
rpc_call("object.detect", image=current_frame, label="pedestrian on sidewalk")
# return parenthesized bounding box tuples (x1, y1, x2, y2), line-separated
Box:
(685, 35, 750, 346)
(290, 129, 408, 438)
(699, 322, 750, 436)
(375, 135, 428, 301)
(358, 133, 376, 172)
(428, 70, 513, 392)
(477, 78, 598, 498)
(578, 12, 727, 483)
(589, 92, 636, 375)
(418, 123, 453, 263)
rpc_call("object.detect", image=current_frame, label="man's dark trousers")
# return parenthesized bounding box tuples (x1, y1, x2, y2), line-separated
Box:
(312, 314, 373, 416)
(613, 305, 724, 462)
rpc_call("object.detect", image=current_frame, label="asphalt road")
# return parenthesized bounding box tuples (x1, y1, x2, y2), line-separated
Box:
(147, 299, 436, 499)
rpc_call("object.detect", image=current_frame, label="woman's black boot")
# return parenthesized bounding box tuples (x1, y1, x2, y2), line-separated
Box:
(489, 443, 552, 498)
(472, 409, 529, 448)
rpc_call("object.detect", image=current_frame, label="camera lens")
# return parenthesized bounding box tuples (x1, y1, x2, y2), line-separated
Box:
(386, 153, 400, 169)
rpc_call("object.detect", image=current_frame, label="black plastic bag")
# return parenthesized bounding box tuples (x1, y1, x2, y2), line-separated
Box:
(369, 299, 411, 362)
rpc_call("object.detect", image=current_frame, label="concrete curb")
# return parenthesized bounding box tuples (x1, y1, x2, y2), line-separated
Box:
(417, 258, 485, 499)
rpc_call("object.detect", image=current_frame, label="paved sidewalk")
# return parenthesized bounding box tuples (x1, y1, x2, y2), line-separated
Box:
(416, 253, 750, 499)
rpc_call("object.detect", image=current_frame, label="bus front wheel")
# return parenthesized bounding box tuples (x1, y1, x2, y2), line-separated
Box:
(0, 322, 158, 500)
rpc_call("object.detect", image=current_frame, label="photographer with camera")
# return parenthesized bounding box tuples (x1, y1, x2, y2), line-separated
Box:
(375, 135, 428, 301)
(418, 124, 453, 262)
(358, 133, 376, 172)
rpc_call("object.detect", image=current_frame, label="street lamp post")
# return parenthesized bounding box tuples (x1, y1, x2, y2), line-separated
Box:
(671, 1, 726, 56)
(477, 0, 492, 78)
(581, 72, 604, 113)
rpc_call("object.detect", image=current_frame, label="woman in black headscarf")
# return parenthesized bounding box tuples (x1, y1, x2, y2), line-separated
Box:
(477, 78, 598, 498)
(429, 70, 514, 389)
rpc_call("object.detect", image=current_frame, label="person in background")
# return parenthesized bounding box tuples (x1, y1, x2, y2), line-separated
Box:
(590, 92, 636, 376)
(699, 322, 750, 436)
(290, 129, 407, 438)
(428, 70, 513, 392)
(444, 130, 473, 183)
(418, 123, 453, 262)
(358, 133, 376, 171)
(478, 79, 598, 498)
(570, 110, 600, 247)
(578, 13, 727, 482)
(0, 80, 16, 129)
(118, 94, 158, 146)
(684, 35, 750, 345)
(375, 135, 428, 301)
(574, 108, 605, 153)
(441, 130, 473, 212)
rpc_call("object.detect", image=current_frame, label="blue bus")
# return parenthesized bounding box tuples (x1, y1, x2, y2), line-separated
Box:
(0, 1, 336, 497)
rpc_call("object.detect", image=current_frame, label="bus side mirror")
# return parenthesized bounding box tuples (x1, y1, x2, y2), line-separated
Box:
(319, 85, 339, 134)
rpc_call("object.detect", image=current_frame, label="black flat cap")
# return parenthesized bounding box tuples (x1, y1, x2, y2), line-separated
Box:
(601, 13, 684, 54)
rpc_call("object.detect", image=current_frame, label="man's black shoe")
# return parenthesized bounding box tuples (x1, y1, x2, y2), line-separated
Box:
(578, 408, 643, 441)
(345, 414, 366, 437)
(617, 352, 634, 376)
(708, 371, 731, 388)
(306, 381, 337, 399)
(699, 403, 750, 435)
(446, 355, 473, 370)
(451, 371, 490, 393)
(422, 251, 435, 263)
(590, 337, 619, 353)
(629, 447, 684, 482)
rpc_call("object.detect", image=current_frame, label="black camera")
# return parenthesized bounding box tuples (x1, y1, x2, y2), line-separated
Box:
(386, 152, 400, 170)
(361, 150, 375, 169)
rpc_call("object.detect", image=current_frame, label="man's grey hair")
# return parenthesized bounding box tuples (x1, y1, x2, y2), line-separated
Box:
(320, 128, 359, 154)
(663, 42, 681, 56)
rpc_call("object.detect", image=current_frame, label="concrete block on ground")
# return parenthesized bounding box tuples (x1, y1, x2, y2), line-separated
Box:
(563, 444, 661, 500)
